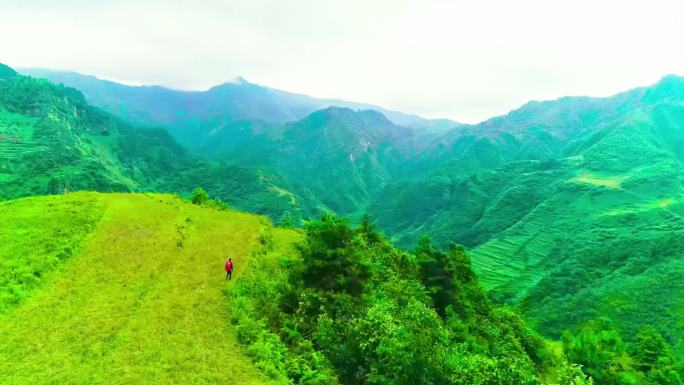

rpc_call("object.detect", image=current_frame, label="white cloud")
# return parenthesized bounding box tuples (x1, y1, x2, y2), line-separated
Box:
(1, 0, 683, 122)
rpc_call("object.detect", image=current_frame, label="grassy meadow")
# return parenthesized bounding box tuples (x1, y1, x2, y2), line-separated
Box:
(0, 192, 295, 385)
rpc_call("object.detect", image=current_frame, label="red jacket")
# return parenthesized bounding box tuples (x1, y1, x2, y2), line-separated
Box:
(225, 260, 233, 272)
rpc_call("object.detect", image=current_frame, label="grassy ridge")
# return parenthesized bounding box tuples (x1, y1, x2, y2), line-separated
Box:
(0, 192, 288, 384)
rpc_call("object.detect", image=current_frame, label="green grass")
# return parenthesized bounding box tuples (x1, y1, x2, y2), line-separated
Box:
(568, 170, 629, 189)
(0, 192, 293, 384)
(0, 193, 105, 314)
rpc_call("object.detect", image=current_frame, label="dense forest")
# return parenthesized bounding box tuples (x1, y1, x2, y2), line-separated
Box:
(230, 214, 594, 384)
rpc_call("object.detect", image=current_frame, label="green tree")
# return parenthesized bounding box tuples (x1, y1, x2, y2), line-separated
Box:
(632, 327, 682, 385)
(415, 237, 486, 319)
(191, 187, 209, 205)
(562, 319, 641, 385)
(46, 176, 64, 195)
(299, 213, 368, 296)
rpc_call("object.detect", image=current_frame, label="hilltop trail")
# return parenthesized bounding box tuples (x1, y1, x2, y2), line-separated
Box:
(0, 193, 275, 385)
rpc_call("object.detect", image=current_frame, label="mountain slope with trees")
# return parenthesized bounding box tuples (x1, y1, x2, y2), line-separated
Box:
(202, 107, 427, 217)
(0, 64, 298, 218)
(368, 75, 684, 365)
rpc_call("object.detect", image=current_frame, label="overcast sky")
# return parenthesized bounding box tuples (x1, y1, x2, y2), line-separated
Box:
(1, 0, 683, 123)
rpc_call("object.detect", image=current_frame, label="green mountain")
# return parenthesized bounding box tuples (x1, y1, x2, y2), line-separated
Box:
(12, 68, 462, 222)
(18, 68, 460, 149)
(0, 65, 298, 218)
(203, 107, 426, 216)
(368, 75, 684, 355)
(0, 192, 592, 384)
(0, 63, 17, 79)
(7, 62, 684, 383)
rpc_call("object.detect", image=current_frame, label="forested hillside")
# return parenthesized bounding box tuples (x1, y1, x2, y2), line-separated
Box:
(0, 64, 298, 218)
(202, 107, 428, 216)
(368, 76, 684, 359)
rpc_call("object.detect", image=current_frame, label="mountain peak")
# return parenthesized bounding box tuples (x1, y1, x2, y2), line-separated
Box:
(207, 76, 258, 92)
(658, 73, 684, 83)
(644, 74, 684, 103)
(0, 63, 18, 80)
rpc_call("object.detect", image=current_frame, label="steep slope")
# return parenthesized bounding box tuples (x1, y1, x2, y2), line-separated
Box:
(19, 68, 460, 149)
(211, 212, 595, 384)
(370, 75, 684, 351)
(0, 64, 298, 219)
(0, 63, 17, 79)
(205, 107, 422, 216)
(371, 75, 683, 247)
(0, 192, 290, 384)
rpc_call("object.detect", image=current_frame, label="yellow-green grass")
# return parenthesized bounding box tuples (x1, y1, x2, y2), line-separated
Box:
(0, 192, 288, 384)
(0, 193, 105, 314)
(600, 196, 681, 216)
(567, 170, 629, 189)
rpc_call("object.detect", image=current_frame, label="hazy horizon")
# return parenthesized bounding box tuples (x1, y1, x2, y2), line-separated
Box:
(2, 0, 683, 123)
(15, 65, 683, 125)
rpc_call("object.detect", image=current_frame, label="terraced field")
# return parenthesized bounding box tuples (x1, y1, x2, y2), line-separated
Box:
(0, 110, 43, 160)
(472, 168, 684, 304)
(471, 203, 559, 300)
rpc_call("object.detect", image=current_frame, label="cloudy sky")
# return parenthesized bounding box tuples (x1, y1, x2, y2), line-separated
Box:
(1, 0, 683, 122)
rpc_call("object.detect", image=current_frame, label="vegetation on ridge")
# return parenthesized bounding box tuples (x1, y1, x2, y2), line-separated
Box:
(230, 213, 592, 384)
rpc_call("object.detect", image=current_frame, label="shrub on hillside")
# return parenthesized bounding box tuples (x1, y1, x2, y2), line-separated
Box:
(191, 187, 209, 205)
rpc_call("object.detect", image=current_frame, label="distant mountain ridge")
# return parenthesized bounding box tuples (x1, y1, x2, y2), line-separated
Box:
(19, 68, 461, 149)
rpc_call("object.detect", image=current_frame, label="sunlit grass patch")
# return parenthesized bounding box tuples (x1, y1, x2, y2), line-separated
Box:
(0, 192, 277, 384)
(568, 170, 629, 189)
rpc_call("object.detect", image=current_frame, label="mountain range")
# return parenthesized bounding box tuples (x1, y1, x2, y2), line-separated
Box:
(19, 68, 460, 149)
(6, 62, 684, 374)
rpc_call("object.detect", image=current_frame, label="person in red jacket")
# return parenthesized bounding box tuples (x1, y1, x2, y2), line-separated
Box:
(225, 258, 234, 280)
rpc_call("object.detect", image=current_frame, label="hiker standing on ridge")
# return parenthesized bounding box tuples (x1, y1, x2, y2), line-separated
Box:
(225, 258, 234, 280)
